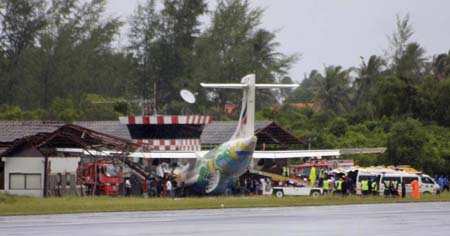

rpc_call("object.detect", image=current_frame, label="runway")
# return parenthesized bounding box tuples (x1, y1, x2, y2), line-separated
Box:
(1, 202, 449, 236)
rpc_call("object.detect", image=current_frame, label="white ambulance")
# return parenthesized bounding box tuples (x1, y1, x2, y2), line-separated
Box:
(352, 168, 439, 195)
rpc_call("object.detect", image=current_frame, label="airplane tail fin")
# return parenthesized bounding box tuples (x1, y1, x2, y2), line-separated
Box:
(201, 74, 298, 139)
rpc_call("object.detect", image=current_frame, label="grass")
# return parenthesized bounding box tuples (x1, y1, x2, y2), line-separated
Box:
(1, 192, 450, 216)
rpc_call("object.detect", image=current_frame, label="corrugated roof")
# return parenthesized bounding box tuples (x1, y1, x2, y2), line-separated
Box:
(0, 120, 131, 143)
(201, 121, 304, 145)
(73, 121, 131, 140)
(200, 121, 272, 144)
(0, 120, 63, 142)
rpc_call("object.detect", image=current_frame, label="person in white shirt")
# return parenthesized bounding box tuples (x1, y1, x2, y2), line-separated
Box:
(166, 180, 173, 197)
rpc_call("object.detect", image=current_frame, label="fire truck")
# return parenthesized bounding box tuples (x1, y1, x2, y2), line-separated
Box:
(77, 161, 124, 196)
(289, 160, 354, 179)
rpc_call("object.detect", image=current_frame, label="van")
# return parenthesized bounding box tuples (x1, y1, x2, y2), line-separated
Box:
(354, 169, 439, 195)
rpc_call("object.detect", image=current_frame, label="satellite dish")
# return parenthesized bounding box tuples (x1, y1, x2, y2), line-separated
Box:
(180, 89, 196, 104)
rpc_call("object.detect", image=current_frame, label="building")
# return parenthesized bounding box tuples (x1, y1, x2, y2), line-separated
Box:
(0, 118, 304, 196)
(0, 123, 138, 197)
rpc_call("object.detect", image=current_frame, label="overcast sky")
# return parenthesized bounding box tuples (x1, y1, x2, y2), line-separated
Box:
(106, 0, 450, 82)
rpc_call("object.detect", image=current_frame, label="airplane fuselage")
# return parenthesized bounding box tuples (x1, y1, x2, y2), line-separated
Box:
(184, 136, 257, 194)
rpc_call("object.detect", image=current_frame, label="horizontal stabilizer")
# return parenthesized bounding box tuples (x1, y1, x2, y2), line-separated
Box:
(200, 83, 247, 89)
(200, 83, 298, 89)
(255, 84, 299, 89)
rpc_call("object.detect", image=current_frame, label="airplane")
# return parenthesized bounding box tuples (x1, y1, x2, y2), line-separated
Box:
(56, 74, 385, 195)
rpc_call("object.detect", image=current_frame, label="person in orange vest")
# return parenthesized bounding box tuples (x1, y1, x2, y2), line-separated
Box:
(411, 179, 420, 199)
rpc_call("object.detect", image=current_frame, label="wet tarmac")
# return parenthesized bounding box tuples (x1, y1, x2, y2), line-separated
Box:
(1, 202, 449, 236)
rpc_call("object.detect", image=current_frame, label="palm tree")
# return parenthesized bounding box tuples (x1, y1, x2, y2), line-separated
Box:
(314, 66, 353, 114)
(354, 55, 386, 101)
(432, 50, 450, 81)
(353, 56, 386, 118)
(395, 42, 426, 84)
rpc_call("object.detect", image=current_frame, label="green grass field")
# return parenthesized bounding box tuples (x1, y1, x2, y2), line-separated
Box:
(1, 192, 450, 216)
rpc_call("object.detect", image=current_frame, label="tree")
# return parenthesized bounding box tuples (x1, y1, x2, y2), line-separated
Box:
(285, 70, 321, 103)
(387, 13, 414, 69)
(40, 0, 123, 102)
(432, 50, 450, 81)
(386, 118, 427, 168)
(129, 0, 207, 114)
(0, 0, 128, 110)
(191, 0, 298, 115)
(396, 42, 426, 84)
(0, 0, 47, 105)
(128, 0, 160, 113)
(353, 55, 386, 119)
(314, 66, 353, 114)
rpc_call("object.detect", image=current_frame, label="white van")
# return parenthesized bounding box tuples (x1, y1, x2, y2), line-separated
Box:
(354, 169, 439, 195)
(353, 169, 382, 195)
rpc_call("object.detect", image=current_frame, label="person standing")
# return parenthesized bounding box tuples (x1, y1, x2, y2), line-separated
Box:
(443, 176, 449, 192)
(438, 175, 444, 193)
(156, 178, 163, 197)
(401, 181, 406, 198)
(309, 167, 317, 187)
(389, 180, 396, 198)
(411, 179, 420, 199)
(393, 179, 399, 198)
(371, 180, 378, 196)
(318, 168, 325, 187)
(335, 178, 343, 195)
(345, 177, 353, 195)
(323, 178, 330, 195)
(383, 179, 390, 198)
(125, 179, 132, 197)
(166, 179, 173, 197)
(361, 179, 369, 196)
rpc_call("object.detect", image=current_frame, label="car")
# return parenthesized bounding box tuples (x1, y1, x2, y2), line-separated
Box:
(272, 183, 323, 198)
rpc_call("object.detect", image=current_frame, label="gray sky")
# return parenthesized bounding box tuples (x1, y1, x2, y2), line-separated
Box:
(106, 0, 450, 82)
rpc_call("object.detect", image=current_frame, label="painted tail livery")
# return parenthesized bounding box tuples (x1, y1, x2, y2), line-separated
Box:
(192, 74, 298, 194)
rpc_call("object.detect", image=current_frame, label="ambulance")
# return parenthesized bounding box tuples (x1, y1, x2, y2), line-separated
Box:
(350, 167, 439, 195)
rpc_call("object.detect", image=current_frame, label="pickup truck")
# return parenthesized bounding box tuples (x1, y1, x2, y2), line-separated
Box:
(272, 183, 323, 198)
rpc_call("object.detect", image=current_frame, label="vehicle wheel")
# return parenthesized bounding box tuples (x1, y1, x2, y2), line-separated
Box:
(311, 191, 320, 198)
(275, 190, 284, 198)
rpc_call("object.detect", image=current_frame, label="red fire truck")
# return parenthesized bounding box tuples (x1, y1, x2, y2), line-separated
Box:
(77, 161, 123, 196)
(289, 160, 354, 179)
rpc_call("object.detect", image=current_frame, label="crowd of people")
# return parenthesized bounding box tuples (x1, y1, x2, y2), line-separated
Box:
(122, 170, 450, 198)
(238, 177, 272, 195)
(126, 174, 181, 198)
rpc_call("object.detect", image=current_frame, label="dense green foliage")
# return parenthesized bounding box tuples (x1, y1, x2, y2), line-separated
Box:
(0, 2, 449, 174)
(0, 0, 295, 119)
(264, 14, 450, 174)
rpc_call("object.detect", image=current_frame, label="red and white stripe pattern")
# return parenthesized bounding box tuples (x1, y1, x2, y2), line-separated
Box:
(134, 139, 201, 151)
(119, 115, 212, 125)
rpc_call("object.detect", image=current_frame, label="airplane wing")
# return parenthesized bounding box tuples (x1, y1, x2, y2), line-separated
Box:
(56, 148, 385, 159)
(55, 148, 207, 159)
(253, 148, 386, 159)
(253, 150, 340, 159)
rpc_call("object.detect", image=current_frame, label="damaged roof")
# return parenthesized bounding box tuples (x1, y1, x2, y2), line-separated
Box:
(1, 124, 139, 157)
(73, 121, 131, 140)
